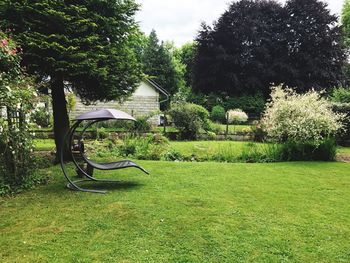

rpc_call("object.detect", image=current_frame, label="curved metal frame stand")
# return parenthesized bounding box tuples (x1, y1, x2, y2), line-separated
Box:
(60, 119, 149, 194)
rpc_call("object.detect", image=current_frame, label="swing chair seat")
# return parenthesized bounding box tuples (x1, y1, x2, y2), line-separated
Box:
(60, 108, 149, 194)
(85, 158, 149, 174)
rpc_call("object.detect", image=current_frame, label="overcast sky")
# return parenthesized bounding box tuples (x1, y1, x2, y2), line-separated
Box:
(135, 0, 345, 46)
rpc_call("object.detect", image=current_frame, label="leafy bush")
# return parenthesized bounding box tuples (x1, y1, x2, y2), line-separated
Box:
(161, 149, 184, 161)
(330, 87, 350, 103)
(31, 106, 51, 128)
(332, 103, 350, 145)
(226, 109, 248, 124)
(116, 134, 169, 160)
(169, 103, 210, 140)
(261, 86, 344, 145)
(134, 116, 152, 133)
(250, 121, 267, 142)
(210, 105, 226, 123)
(260, 87, 345, 161)
(0, 31, 47, 194)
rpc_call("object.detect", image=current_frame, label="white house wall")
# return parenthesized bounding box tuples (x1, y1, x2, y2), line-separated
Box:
(70, 81, 161, 125)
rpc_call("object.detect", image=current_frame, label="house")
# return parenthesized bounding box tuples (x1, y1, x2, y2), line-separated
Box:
(70, 79, 169, 125)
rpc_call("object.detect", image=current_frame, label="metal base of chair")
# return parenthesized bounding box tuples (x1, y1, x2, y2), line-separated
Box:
(66, 177, 128, 194)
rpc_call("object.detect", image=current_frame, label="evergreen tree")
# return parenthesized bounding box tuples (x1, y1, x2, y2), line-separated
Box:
(175, 42, 196, 88)
(0, 0, 142, 160)
(142, 30, 178, 95)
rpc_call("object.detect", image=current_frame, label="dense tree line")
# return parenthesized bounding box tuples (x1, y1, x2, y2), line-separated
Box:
(193, 0, 346, 97)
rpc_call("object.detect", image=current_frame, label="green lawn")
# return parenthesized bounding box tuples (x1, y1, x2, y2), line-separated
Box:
(1, 161, 349, 262)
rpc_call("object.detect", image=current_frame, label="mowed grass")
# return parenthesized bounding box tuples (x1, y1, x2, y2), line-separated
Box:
(1, 161, 350, 262)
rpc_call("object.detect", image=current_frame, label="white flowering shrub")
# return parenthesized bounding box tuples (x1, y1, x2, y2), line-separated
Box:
(261, 86, 345, 145)
(226, 109, 248, 124)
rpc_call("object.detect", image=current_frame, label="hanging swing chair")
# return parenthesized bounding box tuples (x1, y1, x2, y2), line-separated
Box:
(60, 109, 149, 194)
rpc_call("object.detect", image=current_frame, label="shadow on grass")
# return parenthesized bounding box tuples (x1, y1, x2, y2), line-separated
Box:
(78, 180, 143, 192)
(40, 179, 143, 196)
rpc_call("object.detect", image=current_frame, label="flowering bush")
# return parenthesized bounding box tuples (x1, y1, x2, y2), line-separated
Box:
(226, 109, 248, 124)
(0, 31, 44, 194)
(261, 86, 345, 145)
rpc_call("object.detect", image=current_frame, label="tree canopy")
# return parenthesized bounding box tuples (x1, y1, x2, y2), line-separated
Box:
(141, 30, 181, 96)
(0, 0, 142, 160)
(194, 0, 346, 96)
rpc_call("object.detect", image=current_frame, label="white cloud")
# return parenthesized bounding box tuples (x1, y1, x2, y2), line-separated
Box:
(136, 0, 344, 47)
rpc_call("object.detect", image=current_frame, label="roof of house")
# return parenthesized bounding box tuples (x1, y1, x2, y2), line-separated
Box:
(144, 78, 169, 97)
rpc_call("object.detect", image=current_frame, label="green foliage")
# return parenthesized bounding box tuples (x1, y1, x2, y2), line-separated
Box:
(250, 121, 266, 142)
(115, 134, 169, 160)
(223, 93, 266, 116)
(169, 103, 210, 140)
(280, 138, 337, 161)
(330, 87, 350, 103)
(161, 149, 184, 161)
(0, 31, 47, 194)
(31, 106, 51, 128)
(262, 87, 344, 145)
(133, 115, 153, 133)
(0, 0, 143, 159)
(66, 93, 76, 114)
(0, 0, 142, 102)
(342, 0, 350, 47)
(210, 105, 226, 123)
(194, 0, 345, 96)
(332, 103, 350, 144)
(142, 30, 182, 96)
(174, 42, 196, 88)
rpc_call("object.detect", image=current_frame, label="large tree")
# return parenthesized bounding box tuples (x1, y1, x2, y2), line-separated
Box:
(175, 42, 196, 88)
(0, 0, 142, 160)
(284, 0, 346, 92)
(193, 0, 346, 96)
(194, 0, 286, 96)
(142, 30, 179, 95)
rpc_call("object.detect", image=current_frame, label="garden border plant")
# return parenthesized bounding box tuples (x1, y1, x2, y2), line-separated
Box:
(0, 31, 47, 194)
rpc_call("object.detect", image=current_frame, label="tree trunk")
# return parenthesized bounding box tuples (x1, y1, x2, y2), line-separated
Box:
(51, 76, 70, 162)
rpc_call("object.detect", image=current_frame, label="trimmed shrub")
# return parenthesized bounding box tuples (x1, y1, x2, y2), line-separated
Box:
(169, 103, 210, 140)
(211, 105, 226, 123)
